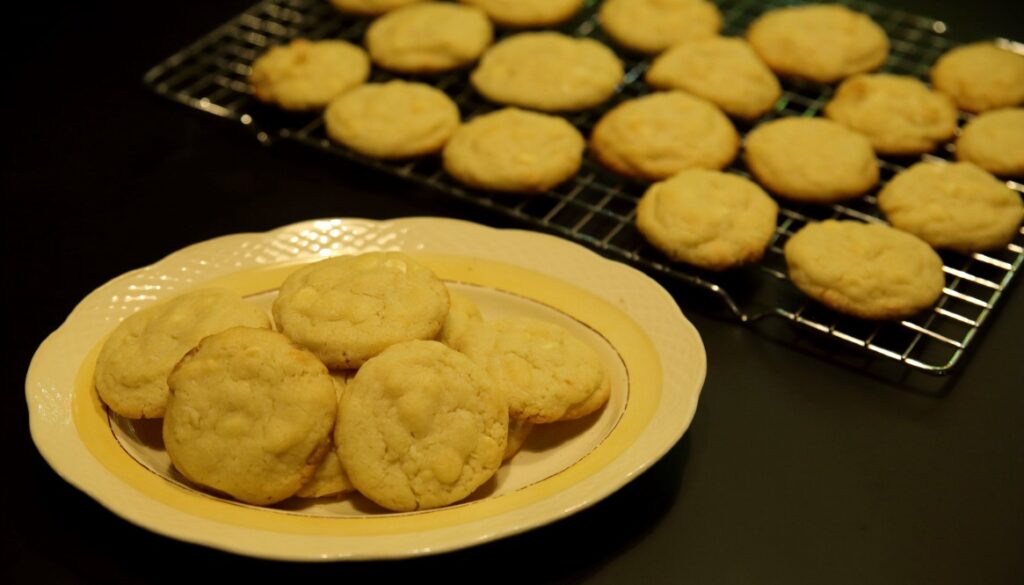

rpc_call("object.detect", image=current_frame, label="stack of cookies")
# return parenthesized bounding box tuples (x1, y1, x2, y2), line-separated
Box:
(245, 1, 1023, 321)
(95, 252, 611, 511)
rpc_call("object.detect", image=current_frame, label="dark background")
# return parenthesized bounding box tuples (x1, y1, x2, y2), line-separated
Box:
(4, 1, 1022, 583)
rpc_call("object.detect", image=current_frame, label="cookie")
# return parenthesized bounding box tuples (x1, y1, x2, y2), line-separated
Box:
(329, 0, 425, 15)
(324, 81, 460, 159)
(272, 252, 450, 369)
(743, 117, 879, 203)
(336, 340, 507, 512)
(503, 419, 533, 462)
(824, 74, 959, 155)
(878, 161, 1024, 252)
(599, 0, 721, 55)
(94, 288, 270, 419)
(956, 108, 1024, 176)
(784, 220, 945, 320)
(930, 42, 1024, 113)
(163, 327, 337, 505)
(365, 3, 493, 73)
(635, 169, 779, 270)
(470, 32, 623, 112)
(646, 37, 781, 120)
(590, 91, 739, 181)
(296, 372, 356, 499)
(437, 291, 483, 347)
(443, 108, 585, 193)
(452, 318, 610, 424)
(459, 0, 583, 28)
(249, 39, 370, 111)
(747, 4, 890, 84)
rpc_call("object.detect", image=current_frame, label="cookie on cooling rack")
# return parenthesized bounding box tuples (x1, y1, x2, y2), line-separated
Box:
(248, 39, 370, 111)
(635, 169, 779, 271)
(747, 4, 890, 84)
(878, 161, 1024, 253)
(452, 317, 610, 424)
(443, 108, 585, 193)
(956, 108, 1024, 176)
(646, 37, 781, 121)
(164, 327, 337, 506)
(94, 288, 271, 419)
(336, 340, 507, 512)
(470, 32, 623, 112)
(272, 252, 450, 369)
(590, 91, 739, 181)
(824, 74, 959, 155)
(324, 81, 460, 159)
(459, 0, 584, 28)
(784, 220, 945, 320)
(599, 0, 721, 55)
(437, 291, 483, 347)
(329, 0, 426, 16)
(930, 42, 1024, 113)
(365, 3, 493, 73)
(743, 117, 879, 203)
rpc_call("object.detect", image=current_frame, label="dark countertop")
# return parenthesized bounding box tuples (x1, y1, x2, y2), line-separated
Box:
(5, 1, 1022, 583)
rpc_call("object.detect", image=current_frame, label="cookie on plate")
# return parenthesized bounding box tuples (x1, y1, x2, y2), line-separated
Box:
(336, 340, 507, 512)
(249, 39, 370, 111)
(878, 161, 1023, 252)
(443, 108, 585, 193)
(163, 327, 337, 505)
(452, 317, 610, 424)
(784, 220, 945, 320)
(599, 0, 721, 55)
(95, 288, 270, 419)
(743, 117, 879, 203)
(296, 372, 356, 499)
(636, 169, 778, 270)
(930, 42, 1024, 113)
(437, 291, 483, 347)
(365, 3, 493, 73)
(272, 252, 450, 369)
(329, 0, 425, 15)
(470, 32, 623, 112)
(956, 108, 1024, 176)
(590, 91, 739, 181)
(747, 4, 890, 84)
(324, 81, 460, 159)
(824, 74, 959, 155)
(459, 0, 583, 28)
(646, 37, 781, 120)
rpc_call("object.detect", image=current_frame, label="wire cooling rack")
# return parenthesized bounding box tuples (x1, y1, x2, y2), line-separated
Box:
(143, 0, 1024, 375)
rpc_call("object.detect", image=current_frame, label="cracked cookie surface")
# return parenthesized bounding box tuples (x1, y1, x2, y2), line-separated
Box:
(336, 340, 507, 511)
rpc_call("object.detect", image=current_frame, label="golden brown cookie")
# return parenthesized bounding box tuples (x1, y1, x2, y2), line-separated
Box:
(323, 81, 460, 159)
(877, 161, 1023, 252)
(443, 108, 585, 193)
(459, 0, 584, 28)
(747, 4, 890, 84)
(249, 39, 370, 111)
(824, 74, 959, 155)
(743, 117, 879, 203)
(600, 0, 721, 55)
(956, 108, 1024, 176)
(636, 169, 779, 270)
(930, 42, 1024, 113)
(470, 32, 623, 112)
(163, 327, 338, 505)
(590, 91, 739, 181)
(646, 37, 781, 120)
(329, 0, 426, 16)
(336, 340, 507, 512)
(784, 220, 945, 320)
(365, 3, 493, 73)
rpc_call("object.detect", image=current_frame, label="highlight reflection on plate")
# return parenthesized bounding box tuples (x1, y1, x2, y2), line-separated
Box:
(27, 217, 705, 561)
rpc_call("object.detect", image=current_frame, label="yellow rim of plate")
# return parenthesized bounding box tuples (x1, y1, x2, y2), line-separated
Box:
(73, 253, 662, 536)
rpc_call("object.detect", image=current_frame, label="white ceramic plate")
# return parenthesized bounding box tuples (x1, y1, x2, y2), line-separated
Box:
(26, 217, 705, 561)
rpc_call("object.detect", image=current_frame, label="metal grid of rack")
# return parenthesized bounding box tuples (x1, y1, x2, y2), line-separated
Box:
(143, 0, 1024, 374)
